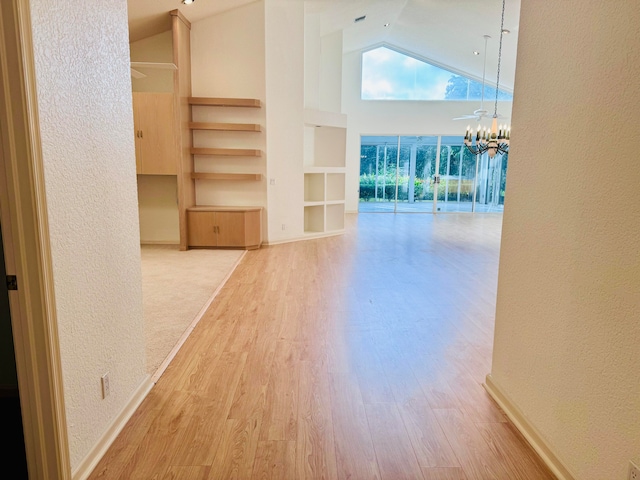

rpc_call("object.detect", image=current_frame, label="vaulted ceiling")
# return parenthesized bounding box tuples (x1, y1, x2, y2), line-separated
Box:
(127, 0, 520, 90)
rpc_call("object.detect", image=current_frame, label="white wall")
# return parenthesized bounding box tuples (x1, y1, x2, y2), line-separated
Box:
(190, 1, 268, 235)
(319, 30, 343, 112)
(130, 30, 174, 93)
(304, 12, 321, 110)
(342, 50, 512, 212)
(265, 0, 305, 242)
(491, 1, 640, 479)
(29, 0, 147, 470)
(137, 175, 180, 244)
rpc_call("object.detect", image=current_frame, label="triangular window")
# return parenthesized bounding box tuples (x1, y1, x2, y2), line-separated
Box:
(361, 46, 513, 101)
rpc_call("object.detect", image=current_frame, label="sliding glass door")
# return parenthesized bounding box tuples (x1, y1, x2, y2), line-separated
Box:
(359, 135, 507, 213)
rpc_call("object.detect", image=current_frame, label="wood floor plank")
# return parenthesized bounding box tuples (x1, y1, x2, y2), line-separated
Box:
(251, 441, 296, 480)
(260, 341, 299, 441)
(364, 402, 424, 480)
(116, 391, 202, 479)
(329, 371, 381, 480)
(420, 467, 468, 480)
(295, 360, 338, 480)
(433, 408, 511, 480)
(398, 397, 461, 468)
(475, 421, 557, 480)
(207, 416, 262, 480)
(227, 298, 282, 420)
(162, 466, 211, 480)
(168, 351, 248, 466)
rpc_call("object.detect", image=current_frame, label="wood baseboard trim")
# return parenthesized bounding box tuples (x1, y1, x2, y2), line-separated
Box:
(150, 250, 247, 383)
(72, 375, 154, 480)
(484, 374, 576, 480)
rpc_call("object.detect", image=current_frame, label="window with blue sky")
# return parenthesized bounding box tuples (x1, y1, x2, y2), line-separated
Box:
(361, 46, 513, 101)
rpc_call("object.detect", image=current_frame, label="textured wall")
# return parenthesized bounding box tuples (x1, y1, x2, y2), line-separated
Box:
(28, 0, 147, 470)
(491, 1, 640, 479)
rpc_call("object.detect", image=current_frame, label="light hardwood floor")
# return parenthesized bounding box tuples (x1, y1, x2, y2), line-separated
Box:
(89, 213, 556, 480)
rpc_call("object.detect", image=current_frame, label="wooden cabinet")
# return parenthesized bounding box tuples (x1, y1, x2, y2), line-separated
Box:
(187, 206, 262, 249)
(132, 92, 176, 175)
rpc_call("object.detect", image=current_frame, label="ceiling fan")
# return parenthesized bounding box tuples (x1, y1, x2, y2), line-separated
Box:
(453, 35, 504, 122)
(130, 62, 177, 79)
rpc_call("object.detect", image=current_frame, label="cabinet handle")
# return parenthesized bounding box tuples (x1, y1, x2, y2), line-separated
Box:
(140, 130, 143, 139)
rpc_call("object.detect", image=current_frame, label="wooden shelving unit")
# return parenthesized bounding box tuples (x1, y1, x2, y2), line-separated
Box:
(191, 172, 261, 181)
(189, 122, 261, 132)
(186, 96, 265, 249)
(190, 147, 262, 157)
(189, 97, 261, 108)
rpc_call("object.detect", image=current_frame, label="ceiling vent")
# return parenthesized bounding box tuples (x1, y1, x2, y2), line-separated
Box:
(354, 15, 366, 23)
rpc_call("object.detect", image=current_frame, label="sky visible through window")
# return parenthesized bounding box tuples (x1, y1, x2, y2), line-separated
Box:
(361, 46, 513, 101)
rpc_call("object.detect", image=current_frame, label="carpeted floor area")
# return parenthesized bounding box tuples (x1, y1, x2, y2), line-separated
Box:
(140, 245, 244, 378)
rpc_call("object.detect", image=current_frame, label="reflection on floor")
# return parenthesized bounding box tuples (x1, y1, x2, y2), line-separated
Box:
(140, 245, 244, 379)
(358, 200, 504, 213)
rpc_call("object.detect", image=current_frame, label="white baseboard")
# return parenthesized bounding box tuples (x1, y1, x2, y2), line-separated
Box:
(72, 375, 154, 480)
(484, 374, 576, 480)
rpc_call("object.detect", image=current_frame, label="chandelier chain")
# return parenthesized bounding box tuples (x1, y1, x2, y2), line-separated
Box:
(494, 0, 506, 116)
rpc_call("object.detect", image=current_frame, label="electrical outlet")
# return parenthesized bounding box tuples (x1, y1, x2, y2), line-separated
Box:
(101, 373, 110, 399)
(282, 224, 286, 230)
(630, 461, 640, 480)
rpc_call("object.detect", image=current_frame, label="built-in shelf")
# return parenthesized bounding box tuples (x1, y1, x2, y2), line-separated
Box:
(304, 173, 324, 202)
(191, 147, 262, 157)
(327, 173, 346, 202)
(191, 172, 261, 181)
(189, 122, 261, 132)
(189, 97, 261, 108)
(326, 203, 345, 231)
(302, 112, 346, 238)
(304, 205, 324, 233)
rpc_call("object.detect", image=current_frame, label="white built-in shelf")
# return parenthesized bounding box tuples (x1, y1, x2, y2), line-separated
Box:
(189, 122, 261, 132)
(191, 147, 262, 157)
(326, 173, 346, 202)
(189, 97, 261, 108)
(191, 172, 261, 181)
(304, 173, 324, 202)
(304, 205, 324, 234)
(326, 203, 345, 231)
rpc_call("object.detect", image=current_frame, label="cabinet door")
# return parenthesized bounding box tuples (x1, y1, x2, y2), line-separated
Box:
(187, 211, 217, 247)
(215, 212, 247, 247)
(132, 93, 176, 175)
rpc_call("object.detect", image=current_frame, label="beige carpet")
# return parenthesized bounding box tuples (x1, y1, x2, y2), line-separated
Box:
(140, 245, 244, 378)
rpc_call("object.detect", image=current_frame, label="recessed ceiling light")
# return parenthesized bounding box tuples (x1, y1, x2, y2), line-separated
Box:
(182, 0, 194, 4)
(502, 28, 510, 34)
(473, 51, 480, 55)
(383, 23, 390, 27)
(354, 15, 366, 23)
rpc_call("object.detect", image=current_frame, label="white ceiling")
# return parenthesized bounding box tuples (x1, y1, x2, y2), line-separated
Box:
(127, 0, 521, 90)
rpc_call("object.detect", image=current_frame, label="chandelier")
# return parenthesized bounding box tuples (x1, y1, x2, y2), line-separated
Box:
(464, 0, 510, 159)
